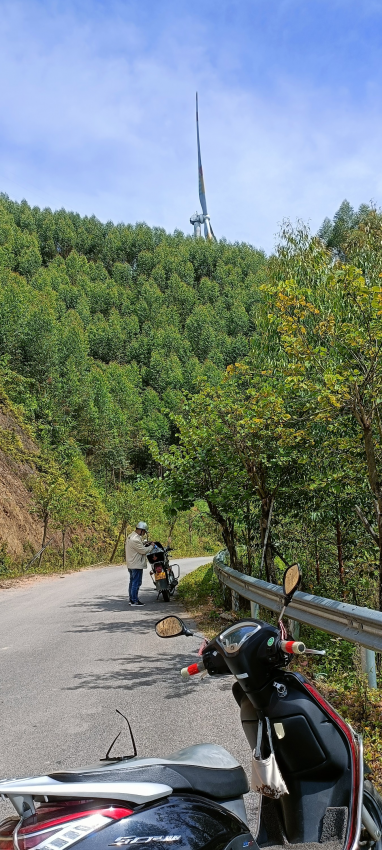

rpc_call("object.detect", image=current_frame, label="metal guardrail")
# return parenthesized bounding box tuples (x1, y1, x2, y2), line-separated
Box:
(213, 550, 382, 687)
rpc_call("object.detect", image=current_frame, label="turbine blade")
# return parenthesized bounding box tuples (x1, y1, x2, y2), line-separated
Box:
(209, 222, 216, 241)
(204, 219, 213, 241)
(196, 92, 208, 216)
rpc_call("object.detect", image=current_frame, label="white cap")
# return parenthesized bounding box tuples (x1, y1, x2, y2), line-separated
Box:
(136, 521, 148, 531)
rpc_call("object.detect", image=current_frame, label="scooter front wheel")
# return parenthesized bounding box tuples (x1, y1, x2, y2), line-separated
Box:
(363, 780, 382, 850)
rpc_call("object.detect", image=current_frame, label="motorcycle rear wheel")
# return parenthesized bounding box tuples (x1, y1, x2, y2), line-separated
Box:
(162, 589, 170, 602)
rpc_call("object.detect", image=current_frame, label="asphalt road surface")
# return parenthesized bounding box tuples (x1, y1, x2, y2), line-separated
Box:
(0, 559, 258, 829)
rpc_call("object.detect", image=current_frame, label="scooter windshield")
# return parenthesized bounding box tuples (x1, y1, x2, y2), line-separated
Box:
(219, 621, 261, 654)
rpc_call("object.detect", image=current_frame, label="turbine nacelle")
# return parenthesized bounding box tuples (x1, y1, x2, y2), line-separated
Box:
(190, 212, 213, 239)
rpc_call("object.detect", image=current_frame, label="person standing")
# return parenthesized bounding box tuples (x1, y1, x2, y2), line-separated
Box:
(125, 522, 154, 606)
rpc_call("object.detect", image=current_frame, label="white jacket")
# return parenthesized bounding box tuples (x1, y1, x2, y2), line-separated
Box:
(125, 531, 154, 570)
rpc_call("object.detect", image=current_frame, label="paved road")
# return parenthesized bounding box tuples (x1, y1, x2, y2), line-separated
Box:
(0, 559, 257, 827)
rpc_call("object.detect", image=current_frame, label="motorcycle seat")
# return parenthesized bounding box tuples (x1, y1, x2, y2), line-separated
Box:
(49, 744, 249, 801)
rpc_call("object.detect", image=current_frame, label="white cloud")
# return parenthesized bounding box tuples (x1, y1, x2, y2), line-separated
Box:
(0, 0, 381, 252)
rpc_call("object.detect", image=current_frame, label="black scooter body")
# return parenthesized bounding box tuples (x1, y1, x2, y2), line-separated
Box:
(107, 796, 253, 850)
(204, 621, 358, 848)
(236, 672, 352, 844)
(15, 795, 256, 850)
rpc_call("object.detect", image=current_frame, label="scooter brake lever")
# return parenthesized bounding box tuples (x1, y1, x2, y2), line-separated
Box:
(305, 648, 326, 656)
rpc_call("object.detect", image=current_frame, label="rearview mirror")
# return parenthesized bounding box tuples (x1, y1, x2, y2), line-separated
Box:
(282, 563, 301, 604)
(155, 616, 193, 638)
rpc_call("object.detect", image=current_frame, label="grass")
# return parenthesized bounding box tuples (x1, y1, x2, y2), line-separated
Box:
(319, 678, 382, 787)
(0, 539, 112, 583)
(177, 561, 229, 635)
(177, 563, 382, 792)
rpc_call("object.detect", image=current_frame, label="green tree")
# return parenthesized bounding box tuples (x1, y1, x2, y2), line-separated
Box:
(28, 457, 64, 566)
(269, 215, 382, 607)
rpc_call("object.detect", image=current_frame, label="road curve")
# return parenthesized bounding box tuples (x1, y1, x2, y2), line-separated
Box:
(0, 558, 256, 825)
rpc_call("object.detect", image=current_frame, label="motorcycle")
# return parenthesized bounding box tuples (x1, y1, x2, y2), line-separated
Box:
(147, 542, 179, 603)
(0, 565, 381, 850)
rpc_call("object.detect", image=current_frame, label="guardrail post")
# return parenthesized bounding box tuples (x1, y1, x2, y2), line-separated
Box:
(288, 619, 300, 639)
(232, 589, 240, 612)
(250, 601, 259, 619)
(360, 647, 377, 689)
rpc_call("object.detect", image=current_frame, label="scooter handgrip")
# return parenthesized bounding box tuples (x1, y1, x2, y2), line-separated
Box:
(181, 661, 204, 678)
(281, 640, 306, 655)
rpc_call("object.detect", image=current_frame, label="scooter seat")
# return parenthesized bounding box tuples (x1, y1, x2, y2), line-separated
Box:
(49, 744, 249, 801)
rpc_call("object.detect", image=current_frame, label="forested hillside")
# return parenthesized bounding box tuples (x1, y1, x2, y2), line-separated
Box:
(0, 193, 266, 571)
(2, 191, 382, 625)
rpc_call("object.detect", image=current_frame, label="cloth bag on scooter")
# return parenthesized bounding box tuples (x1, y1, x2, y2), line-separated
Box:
(251, 716, 289, 799)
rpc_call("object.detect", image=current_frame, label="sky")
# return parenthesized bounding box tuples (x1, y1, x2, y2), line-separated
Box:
(0, 0, 382, 253)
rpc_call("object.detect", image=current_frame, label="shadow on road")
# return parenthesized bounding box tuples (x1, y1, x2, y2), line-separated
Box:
(66, 648, 233, 700)
(66, 611, 190, 635)
(64, 592, 232, 702)
(66, 594, 160, 615)
(66, 650, 198, 697)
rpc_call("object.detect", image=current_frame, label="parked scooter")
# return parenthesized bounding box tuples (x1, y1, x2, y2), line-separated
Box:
(147, 542, 179, 602)
(155, 565, 382, 850)
(0, 566, 381, 850)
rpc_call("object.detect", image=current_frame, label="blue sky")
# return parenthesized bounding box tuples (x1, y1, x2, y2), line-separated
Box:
(0, 0, 381, 252)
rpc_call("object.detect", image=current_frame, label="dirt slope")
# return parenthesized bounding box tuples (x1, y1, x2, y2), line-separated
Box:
(0, 408, 43, 560)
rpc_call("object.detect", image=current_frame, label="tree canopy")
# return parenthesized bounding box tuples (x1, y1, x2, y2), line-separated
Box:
(2, 191, 382, 613)
(0, 193, 266, 568)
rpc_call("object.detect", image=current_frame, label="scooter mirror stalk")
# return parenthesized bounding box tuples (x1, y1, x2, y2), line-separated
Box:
(155, 615, 194, 638)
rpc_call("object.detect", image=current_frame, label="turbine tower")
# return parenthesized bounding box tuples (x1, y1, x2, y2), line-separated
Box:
(190, 93, 216, 241)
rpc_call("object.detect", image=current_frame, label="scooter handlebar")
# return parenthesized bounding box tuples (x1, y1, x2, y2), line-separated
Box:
(181, 641, 325, 680)
(280, 640, 306, 655)
(181, 660, 205, 678)
(280, 640, 326, 657)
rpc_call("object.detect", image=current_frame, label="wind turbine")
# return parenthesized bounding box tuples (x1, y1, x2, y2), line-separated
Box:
(190, 93, 216, 241)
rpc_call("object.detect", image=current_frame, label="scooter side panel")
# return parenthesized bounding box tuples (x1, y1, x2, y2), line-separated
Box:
(236, 675, 352, 844)
(76, 795, 257, 850)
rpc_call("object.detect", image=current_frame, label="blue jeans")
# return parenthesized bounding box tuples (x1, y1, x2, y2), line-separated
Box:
(128, 568, 143, 603)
